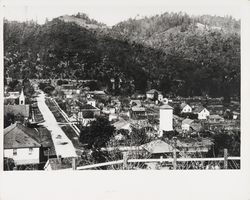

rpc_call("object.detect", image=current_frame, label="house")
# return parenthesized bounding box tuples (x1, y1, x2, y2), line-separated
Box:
(181, 118, 194, 132)
(232, 111, 240, 120)
(193, 106, 210, 120)
(130, 99, 142, 107)
(102, 106, 116, 114)
(113, 118, 131, 132)
(130, 106, 146, 120)
(4, 89, 26, 105)
(109, 113, 119, 122)
(131, 93, 146, 99)
(180, 103, 192, 113)
(181, 118, 202, 133)
(208, 115, 224, 123)
(142, 139, 179, 158)
(77, 104, 100, 126)
(60, 84, 81, 98)
(176, 138, 213, 153)
(146, 89, 160, 100)
(4, 122, 41, 165)
(86, 97, 96, 107)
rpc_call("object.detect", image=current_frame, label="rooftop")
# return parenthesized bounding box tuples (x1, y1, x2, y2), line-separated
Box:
(182, 118, 194, 125)
(4, 122, 41, 149)
(79, 103, 99, 110)
(142, 139, 179, 154)
(131, 106, 146, 112)
(160, 104, 173, 110)
(193, 106, 206, 113)
(4, 105, 30, 118)
(146, 89, 160, 94)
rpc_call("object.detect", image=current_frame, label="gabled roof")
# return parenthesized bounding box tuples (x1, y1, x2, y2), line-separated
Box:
(131, 106, 146, 112)
(180, 102, 189, 109)
(113, 118, 130, 130)
(4, 122, 41, 149)
(142, 140, 179, 154)
(130, 100, 142, 107)
(79, 103, 99, 110)
(146, 89, 160, 94)
(182, 118, 194, 125)
(160, 104, 173, 110)
(86, 97, 95, 102)
(193, 106, 206, 113)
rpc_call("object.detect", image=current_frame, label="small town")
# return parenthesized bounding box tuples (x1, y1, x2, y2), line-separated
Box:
(3, 77, 240, 170)
(3, 10, 240, 170)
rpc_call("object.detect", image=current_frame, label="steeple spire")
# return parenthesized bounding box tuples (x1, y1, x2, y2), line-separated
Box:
(19, 87, 25, 105)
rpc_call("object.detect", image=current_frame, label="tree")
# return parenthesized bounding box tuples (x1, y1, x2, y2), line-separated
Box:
(79, 116, 115, 149)
(4, 113, 15, 128)
(4, 157, 15, 170)
(129, 127, 151, 146)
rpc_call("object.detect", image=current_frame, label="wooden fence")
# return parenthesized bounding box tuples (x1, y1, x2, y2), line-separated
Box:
(75, 149, 240, 170)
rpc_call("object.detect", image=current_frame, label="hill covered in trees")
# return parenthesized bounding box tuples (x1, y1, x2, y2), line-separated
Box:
(4, 12, 240, 99)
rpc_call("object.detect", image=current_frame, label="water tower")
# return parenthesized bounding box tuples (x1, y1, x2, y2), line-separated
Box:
(159, 104, 173, 136)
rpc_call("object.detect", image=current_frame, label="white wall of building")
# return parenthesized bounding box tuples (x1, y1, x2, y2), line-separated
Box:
(181, 124, 190, 131)
(159, 108, 173, 134)
(87, 100, 96, 107)
(4, 147, 40, 165)
(182, 105, 192, 113)
(146, 93, 154, 99)
(198, 109, 210, 120)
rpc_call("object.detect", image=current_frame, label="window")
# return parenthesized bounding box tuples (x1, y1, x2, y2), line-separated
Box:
(29, 148, 33, 155)
(13, 149, 17, 156)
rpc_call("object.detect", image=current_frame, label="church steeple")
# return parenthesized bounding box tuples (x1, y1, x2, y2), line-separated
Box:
(19, 87, 25, 105)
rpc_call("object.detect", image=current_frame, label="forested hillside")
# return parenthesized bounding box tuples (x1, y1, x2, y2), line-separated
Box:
(4, 12, 240, 99)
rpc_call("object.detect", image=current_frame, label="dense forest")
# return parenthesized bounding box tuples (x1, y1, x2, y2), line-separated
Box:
(4, 12, 240, 99)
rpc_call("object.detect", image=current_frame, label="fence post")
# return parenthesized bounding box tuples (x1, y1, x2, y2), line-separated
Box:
(224, 148, 228, 169)
(173, 137, 177, 170)
(72, 157, 76, 170)
(173, 149, 177, 170)
(123, 152, 128, 170)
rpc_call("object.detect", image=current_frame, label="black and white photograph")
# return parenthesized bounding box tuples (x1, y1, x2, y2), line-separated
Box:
(1, 0, 243, 172)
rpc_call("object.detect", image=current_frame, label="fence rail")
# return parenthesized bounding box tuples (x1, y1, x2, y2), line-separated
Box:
(76, 150, 240, 170)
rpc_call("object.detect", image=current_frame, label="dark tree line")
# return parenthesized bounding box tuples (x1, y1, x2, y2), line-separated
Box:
(4, 12, 240, 99)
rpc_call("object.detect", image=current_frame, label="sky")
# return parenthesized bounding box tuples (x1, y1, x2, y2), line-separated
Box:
(2, 0, 242, 26)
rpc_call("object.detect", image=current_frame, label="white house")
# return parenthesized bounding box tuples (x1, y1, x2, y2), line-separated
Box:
(4, 122, 41, 165)
(158, 93, 164, 102)
(146, 89, 160, 100)
(193, 106, 210, 120)
(181, 118, 194, 132)
(180, 103, 192, 113)
(86, 97, 96, 107)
